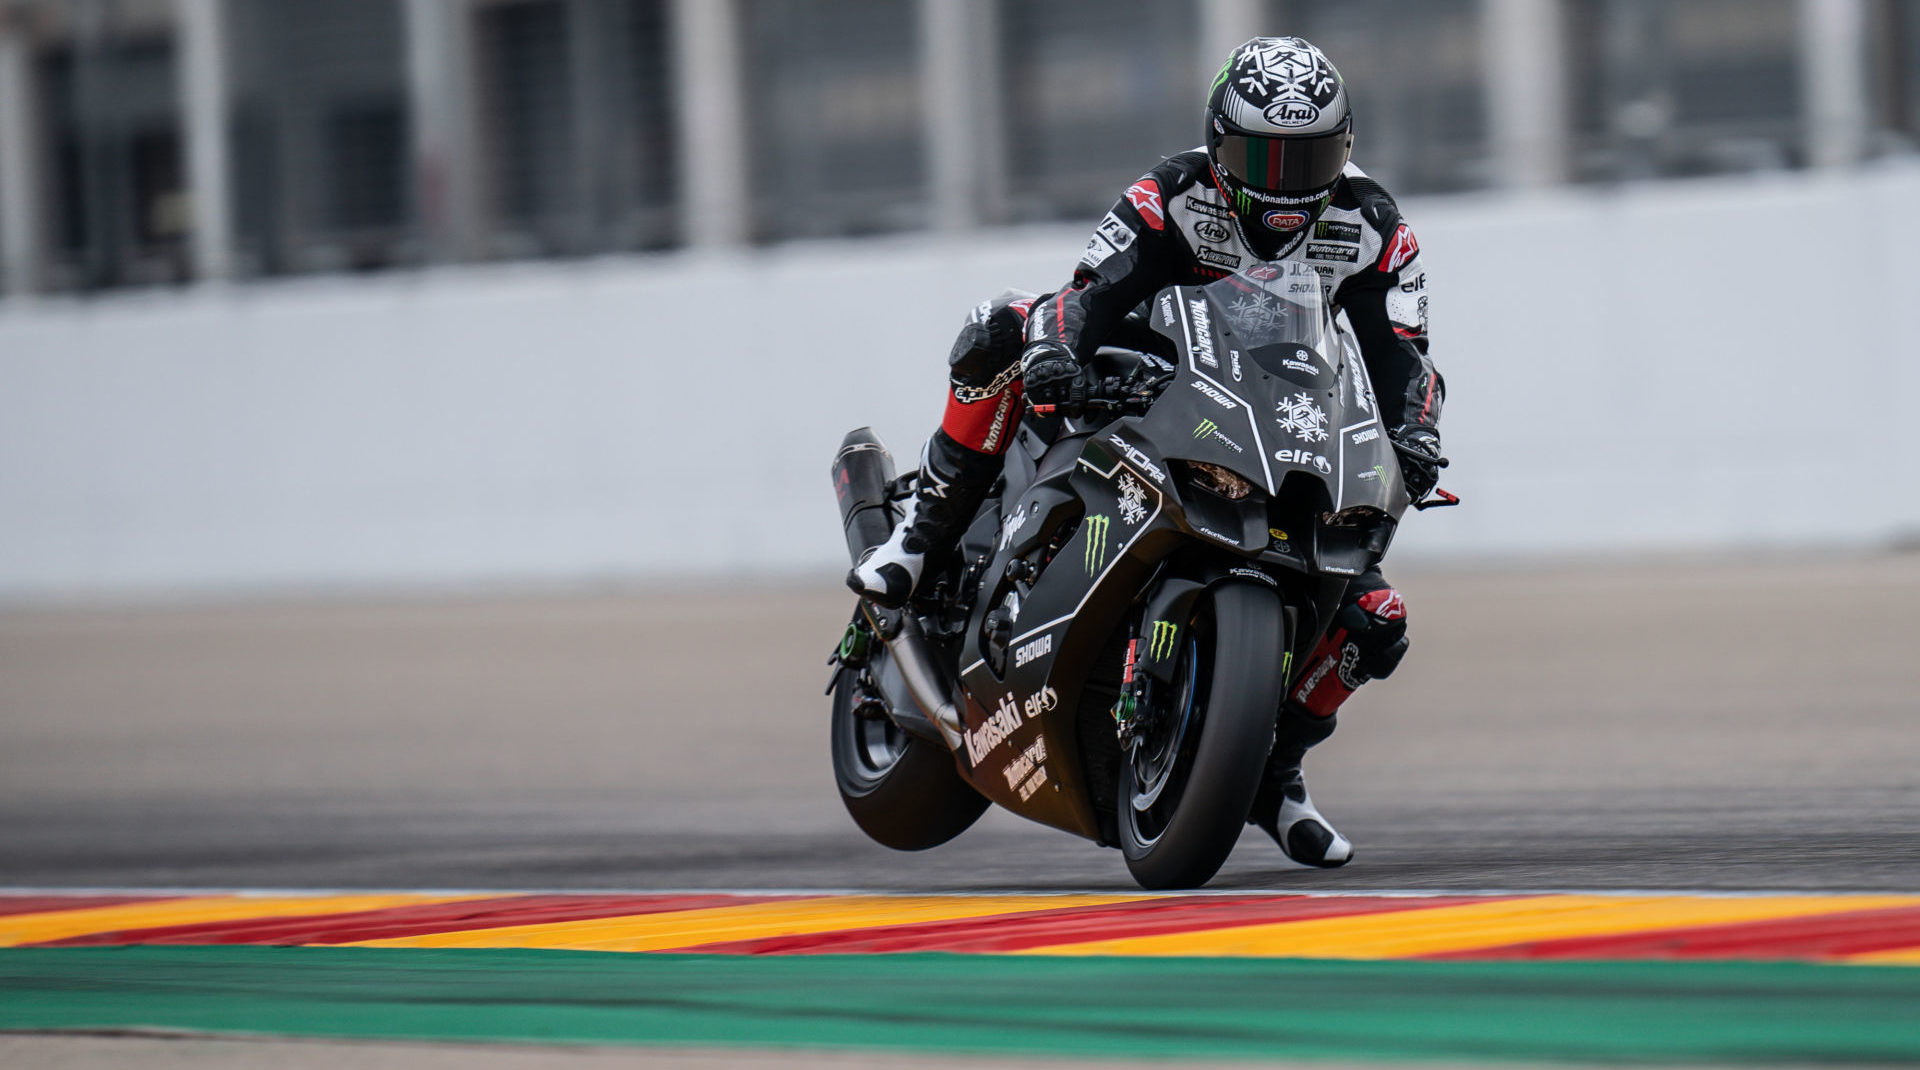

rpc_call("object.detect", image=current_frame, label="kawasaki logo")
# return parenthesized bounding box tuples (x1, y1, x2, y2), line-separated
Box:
(1148, 620, 1178, 661)
(1084, 514, 1111, 574)
(1193, 419, 1217, 439)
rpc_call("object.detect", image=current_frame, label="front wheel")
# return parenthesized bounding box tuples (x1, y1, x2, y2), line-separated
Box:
(831, 646, 989, 851)
(1120, 582, 1287, 889)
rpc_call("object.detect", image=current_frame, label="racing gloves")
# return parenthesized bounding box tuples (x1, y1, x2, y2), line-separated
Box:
(1390, 428, 1446, 503)
(1020, 342, 1088, 412)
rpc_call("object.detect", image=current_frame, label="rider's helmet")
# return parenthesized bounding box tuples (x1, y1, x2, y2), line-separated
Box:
(1205, 37, 1353, 252)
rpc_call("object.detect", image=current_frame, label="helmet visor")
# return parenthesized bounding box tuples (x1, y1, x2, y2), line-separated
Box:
(1213, 128, 1351, 195)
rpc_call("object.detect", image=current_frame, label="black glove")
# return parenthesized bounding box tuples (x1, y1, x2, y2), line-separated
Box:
(1021, 342, 1089, 412)
(1390, 428, 1447, 502)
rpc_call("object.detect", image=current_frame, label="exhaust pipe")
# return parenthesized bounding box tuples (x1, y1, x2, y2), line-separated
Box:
(832, 428, 968, 755)
(832, 428, 897, 564)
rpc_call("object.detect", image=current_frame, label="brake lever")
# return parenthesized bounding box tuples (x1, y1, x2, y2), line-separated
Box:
(1412, 488, 1461, 511)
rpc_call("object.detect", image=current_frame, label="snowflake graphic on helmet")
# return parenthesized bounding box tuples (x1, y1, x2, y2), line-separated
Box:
(1276, 392, 1329, 443)
(1235, 39, 1337, 105)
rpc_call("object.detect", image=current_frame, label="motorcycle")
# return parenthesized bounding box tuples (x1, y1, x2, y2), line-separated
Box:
(827, 260, 1453, 889)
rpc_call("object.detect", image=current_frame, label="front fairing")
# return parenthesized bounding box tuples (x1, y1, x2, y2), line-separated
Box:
(1138, 262, 1408, 523)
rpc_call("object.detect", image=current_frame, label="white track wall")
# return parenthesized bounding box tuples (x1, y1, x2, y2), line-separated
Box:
(3, 168, 1917, 601)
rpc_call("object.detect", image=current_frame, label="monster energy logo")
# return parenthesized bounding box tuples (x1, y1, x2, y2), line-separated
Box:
(1194, 419, 1218, 439)
(1084, 514, 1111, 574)
(1148, 620, 1179, 661)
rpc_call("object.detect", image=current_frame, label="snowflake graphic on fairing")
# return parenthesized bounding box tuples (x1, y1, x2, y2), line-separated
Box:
(1236, 40, 1337, 104)
(1116, 472, 1149, 527)
(1275, 392, 1329, 443)
(1225, 292, 1286, 337)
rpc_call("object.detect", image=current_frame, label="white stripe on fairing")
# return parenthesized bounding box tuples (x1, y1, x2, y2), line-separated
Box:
(959, 454, 1165, 676)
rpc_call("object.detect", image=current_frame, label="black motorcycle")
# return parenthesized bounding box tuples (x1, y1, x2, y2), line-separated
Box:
(828, 260, 1449, 889)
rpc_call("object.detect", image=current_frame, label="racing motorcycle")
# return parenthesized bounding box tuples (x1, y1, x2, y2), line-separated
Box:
(827, 260, 1452, 889)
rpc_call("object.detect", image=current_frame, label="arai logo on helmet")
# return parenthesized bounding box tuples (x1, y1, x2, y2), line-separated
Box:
(1263, 210, 1310, 232)
(1264, 101, 1321, 128)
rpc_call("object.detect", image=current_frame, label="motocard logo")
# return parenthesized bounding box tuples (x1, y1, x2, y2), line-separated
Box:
(1379, 223, 1420, 273)
(965, 695, 1025, 765)
(1125, 178, 1165, 230)
(1187, 299, 1218, 367)
(1264, 100, 1321, 128)
(1013, 633, 1052, 668)
(1263, 210, 1310, 232)
(1274, 448, 1332, 474)
(1188, 379, 1237, 410)
(1305, 242, 1359, 263)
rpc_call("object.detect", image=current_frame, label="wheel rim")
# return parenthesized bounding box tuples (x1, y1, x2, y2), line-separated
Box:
(1125, 631, 1206, 847)
(849, 701, 909, 781)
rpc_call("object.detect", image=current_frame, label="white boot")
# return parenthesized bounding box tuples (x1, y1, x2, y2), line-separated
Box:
(847, 498, 926, 609)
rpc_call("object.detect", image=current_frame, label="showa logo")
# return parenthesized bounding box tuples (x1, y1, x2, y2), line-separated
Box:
(1263, 210, 1311, 232)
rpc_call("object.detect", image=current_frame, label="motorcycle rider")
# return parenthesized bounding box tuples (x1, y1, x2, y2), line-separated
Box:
(850, 37, 1445, 869)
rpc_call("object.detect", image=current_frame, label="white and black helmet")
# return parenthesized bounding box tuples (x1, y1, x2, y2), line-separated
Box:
(1205, 37, 1354, 235)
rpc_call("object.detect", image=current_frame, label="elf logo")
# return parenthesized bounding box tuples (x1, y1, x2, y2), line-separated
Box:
(1263, 210, 1310, 232)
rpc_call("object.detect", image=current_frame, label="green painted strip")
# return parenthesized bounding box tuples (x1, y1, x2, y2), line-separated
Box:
(3, 947, 1918, 1064)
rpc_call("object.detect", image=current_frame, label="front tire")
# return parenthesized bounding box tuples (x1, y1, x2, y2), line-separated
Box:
(1120, 582, 1287, 889)
(831, 650, 989, 851)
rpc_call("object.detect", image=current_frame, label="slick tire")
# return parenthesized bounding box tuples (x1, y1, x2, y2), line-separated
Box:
(1120, 581, 1287, 889)
(831, 663, 990, 851)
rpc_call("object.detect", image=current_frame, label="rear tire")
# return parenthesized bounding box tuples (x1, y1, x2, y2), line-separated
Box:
(1120, 582, 1287, 889)
(831, 650, 990, 851)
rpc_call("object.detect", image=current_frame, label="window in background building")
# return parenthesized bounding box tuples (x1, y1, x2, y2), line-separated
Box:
(1263, 0, 1489, 195)
(1868, 0, 1920, 157)
(999, 0, 1200, 224)
(739, 0, 924, 241)
(228, 0, 411, 275)
(41, 31, 187, 291)
(1566, 0, 1801, 181)
(472, 0, 676, 258)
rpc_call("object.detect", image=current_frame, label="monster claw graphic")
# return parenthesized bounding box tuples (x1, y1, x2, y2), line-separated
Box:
(1149, 620, 1179, 661)
(1084, 515, 1112, 574)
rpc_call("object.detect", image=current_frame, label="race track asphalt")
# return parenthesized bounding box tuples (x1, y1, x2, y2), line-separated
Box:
(3, 553, 1915, 895)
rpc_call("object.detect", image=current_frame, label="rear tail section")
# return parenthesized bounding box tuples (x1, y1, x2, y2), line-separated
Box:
(832, 428, 897, 565)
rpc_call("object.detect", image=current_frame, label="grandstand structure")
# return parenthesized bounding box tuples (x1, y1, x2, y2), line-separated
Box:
(0, 0, 1912, 296)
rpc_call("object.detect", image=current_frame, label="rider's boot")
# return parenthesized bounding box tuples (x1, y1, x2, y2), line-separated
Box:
(847, 430, 999, 608)
(1248, 705, 1352, 868)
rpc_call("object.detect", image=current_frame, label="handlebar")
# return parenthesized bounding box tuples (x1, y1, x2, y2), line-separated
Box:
(1027, 369, 1171, 419)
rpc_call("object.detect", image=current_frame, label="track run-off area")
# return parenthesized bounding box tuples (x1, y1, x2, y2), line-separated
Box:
(5, 557, 1919, 1064)
(4, 889, 1920, 1063)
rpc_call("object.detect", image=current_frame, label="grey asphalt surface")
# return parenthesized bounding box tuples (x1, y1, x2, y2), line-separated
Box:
(2, 554, 1917, 894)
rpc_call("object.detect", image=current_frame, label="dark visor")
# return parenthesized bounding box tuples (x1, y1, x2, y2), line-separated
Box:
(1213, 127, 1351, 195)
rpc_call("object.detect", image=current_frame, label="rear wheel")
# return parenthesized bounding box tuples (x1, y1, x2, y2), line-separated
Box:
(1120, 582, 1287, 889)
(831, 648, 989, 851)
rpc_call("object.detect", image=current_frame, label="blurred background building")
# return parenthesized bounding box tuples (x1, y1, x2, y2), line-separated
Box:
(1, 0, 1917, 600)
(1, 0, 1916, 295)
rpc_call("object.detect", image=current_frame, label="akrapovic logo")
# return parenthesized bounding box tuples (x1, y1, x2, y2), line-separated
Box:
(1084, 515, 1111, 574)
(1188, 299, 1218, 368)
(1148, 620, 1179, 661)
